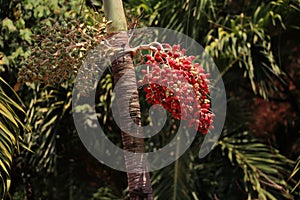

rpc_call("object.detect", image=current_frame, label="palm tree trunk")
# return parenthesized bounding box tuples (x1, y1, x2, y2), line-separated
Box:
(102, 0, 153, 199)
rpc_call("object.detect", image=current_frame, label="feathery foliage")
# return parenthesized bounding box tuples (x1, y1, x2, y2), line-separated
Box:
(219, 131, 294, 200)
(1, 0, 299, 199)
(0, 77, 27, 199)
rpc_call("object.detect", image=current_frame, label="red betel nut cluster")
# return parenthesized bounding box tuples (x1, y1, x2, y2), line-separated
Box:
(138, 43, 214, 134)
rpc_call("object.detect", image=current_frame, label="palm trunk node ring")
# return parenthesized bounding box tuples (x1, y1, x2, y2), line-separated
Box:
(102, 0, 154, 199)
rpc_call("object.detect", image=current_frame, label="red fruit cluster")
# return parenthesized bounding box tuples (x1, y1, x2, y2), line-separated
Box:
(138, 43, 214, 134)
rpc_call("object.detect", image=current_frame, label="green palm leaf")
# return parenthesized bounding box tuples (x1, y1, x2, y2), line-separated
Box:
(149, 0, 216, 40)
(219, 131, 295, 200)
(23, 84, 72, 174)
(0, 77, 27, 199)
(289, 155, 300, 194)
(151, 148, 199, 200)
(204, 1, 287, 98)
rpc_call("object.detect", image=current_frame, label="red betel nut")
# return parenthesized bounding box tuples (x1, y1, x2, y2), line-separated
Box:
(140, 44, 214, 134)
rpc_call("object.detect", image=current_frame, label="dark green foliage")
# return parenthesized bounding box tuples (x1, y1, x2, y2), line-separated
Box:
(289, 155, 300, 194)
(218, 131, 294, 200)
(0, 0, 299, 199)
(0, 77, 28, 199)
(125, 0, 300, 199)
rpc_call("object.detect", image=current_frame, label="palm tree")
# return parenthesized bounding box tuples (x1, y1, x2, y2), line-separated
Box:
(102, 0, 153, 199)
(6, 0, 299, 199)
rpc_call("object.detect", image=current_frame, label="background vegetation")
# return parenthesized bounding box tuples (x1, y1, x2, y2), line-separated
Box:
(0, 0, 299, 199)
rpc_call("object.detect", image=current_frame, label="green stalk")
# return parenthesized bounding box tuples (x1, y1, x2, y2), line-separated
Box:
(103, 0, 127, 33)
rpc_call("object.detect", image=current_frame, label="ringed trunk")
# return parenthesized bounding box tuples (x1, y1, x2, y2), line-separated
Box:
(102, 0, 154, 199)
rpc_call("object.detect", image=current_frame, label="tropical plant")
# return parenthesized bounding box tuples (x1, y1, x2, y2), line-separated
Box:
(289, 155, 300, 194)
(140, 0, 289, 98)
(15, 0, 154, 199)
(2, 0, 299, 199)
(217, 131, 294, 200)
(124, 0, 300, 199)
(0, 77, 27, 199)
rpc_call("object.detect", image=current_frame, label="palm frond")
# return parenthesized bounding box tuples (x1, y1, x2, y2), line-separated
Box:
(0, 77, 27, 199)
(289, 155, 300, 194)
(149, 0, 217, 40)
(219, 131, 294, 200)
(205, 1, 286, 99)
(23, 83, 72, 174)
(151, 149, 199, 200)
